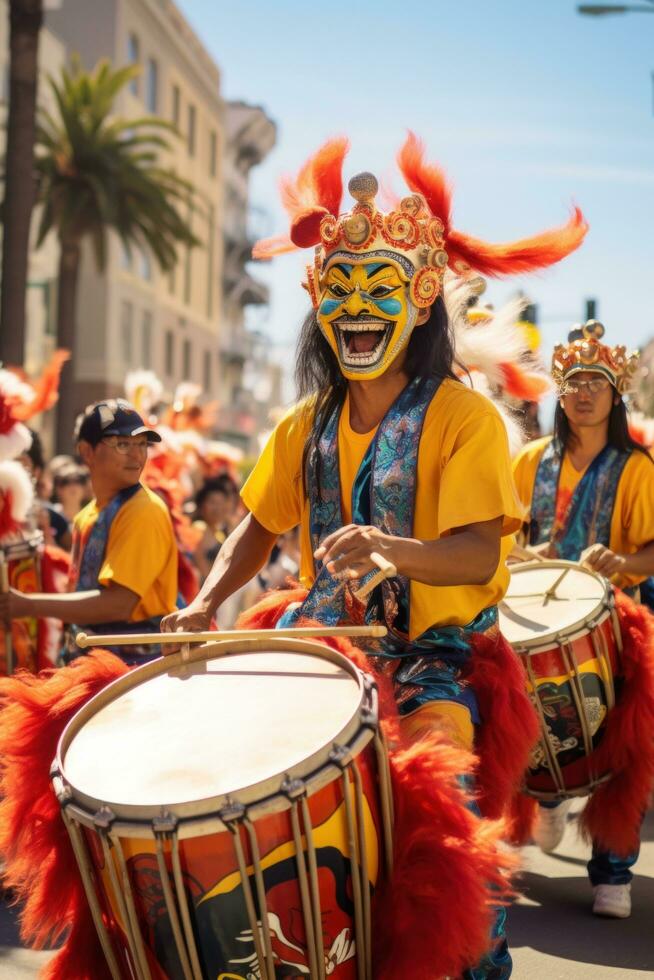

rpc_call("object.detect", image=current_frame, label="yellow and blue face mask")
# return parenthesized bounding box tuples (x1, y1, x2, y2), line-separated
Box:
(316, 254, 420, 380)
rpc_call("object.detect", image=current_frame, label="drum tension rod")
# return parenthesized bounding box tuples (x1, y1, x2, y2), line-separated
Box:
(93, 806, 117, 831)
(360, 675, 379, 729)
(329, 743, 355, 769)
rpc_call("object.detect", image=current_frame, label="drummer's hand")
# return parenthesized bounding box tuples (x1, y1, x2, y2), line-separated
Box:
(160, 601, 213, 655)
(314, 525, 395, 581)
(580, 544, 626, 578)
(0, 588, 32, 623)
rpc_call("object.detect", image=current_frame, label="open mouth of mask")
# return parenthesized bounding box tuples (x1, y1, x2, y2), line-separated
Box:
(332, 314, 394, 368)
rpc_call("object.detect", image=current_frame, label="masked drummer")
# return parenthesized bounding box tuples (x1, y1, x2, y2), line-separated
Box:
(162, 135, 588, 978)
(512, 321, 654, 918)
(0, 400, 178, 664)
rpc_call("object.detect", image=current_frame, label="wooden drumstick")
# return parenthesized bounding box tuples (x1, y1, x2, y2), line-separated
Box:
(354, 551, 397, 602)
(75, 623, 389, 649)
(510, 543, 547, 564)
(0, 554, 13, 676)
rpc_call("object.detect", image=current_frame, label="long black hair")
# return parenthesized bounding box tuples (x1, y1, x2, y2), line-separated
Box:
(554, 395, 651, 457)
(296, 295, 459, 489)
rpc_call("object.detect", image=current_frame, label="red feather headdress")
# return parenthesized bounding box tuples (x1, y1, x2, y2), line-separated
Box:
(253, 132, 588, 309)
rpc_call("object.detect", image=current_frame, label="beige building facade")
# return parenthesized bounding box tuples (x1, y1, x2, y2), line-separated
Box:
(44, 0, 226, 419)
(219, 99, 277, 448)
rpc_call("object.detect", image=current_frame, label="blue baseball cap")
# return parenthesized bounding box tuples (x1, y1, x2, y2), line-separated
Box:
(75, 399, 162, 447)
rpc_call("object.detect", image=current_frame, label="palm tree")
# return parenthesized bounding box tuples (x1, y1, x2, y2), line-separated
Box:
(0, 0, 44, 367)
(34, 58, 199, 450)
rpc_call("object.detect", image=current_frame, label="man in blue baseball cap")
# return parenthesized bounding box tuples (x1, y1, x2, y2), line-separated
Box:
(0, 400, 178, 663)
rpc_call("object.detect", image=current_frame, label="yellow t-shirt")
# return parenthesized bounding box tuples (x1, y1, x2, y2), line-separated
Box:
(72, 485, 178, 621)
(241, 379, 523, 637)
(512, 435, 654, 588)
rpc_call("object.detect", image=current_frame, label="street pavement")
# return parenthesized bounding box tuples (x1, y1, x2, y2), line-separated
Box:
(1, 801, 652, 978)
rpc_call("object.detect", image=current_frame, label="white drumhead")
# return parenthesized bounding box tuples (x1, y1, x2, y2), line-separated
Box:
(499, 561, 607, 648)
(62, 649, 362, 808)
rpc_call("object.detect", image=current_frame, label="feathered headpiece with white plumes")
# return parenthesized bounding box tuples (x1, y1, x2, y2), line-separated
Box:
(0, 461, 34, 541)
(124, 370, 164, 421)
(444, 274, 551, 453)
(0, 372, 33, 461)
(0, 352, 69, 542)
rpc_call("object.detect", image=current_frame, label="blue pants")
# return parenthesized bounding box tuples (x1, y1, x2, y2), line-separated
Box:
(540, 801, 640, 885)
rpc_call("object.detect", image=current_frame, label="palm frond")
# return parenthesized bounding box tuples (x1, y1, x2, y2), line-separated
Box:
(35, 56, 199, 273)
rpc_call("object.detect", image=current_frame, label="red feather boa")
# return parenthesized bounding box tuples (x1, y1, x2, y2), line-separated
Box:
(0, 651, 128, 979)
(237, 594, 518, 979)
(507, 590, 654, 856)
(0, 595, 519, 979)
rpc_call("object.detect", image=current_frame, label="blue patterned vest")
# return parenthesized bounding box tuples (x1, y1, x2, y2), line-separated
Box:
(66, 484, 163, 663)
(529, 438, 630, 559)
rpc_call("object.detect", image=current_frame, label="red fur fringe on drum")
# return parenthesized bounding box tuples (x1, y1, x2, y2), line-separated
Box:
(469, 630, 540, 820)
(239, 591, 518, 977)
(579, 591, 654, 856)
(506, 591, 654, 855)
(373, 733, 516, 980)
(0, 651, 128, 978)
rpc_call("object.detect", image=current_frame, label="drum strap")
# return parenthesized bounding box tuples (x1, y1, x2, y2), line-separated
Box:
(529, 438, 630, 559)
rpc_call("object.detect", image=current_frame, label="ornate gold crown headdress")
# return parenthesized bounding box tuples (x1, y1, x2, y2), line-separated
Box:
(552, 321, 639, 395)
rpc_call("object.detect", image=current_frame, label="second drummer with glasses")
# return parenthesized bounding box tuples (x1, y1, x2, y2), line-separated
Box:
(0, 400, 178, 664)
(512, 320, 654, 919)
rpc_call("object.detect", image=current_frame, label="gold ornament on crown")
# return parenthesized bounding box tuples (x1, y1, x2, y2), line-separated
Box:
(551, 320, 640, 395)
(304, 172, 451, 309)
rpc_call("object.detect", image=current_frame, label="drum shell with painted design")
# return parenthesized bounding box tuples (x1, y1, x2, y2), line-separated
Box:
(0, 533, 44, 675)
(499, 561, 621, 800)
(53, 638, 391, 980)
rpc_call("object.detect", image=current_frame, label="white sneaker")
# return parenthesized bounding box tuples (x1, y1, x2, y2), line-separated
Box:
(592, 883, 631, 918)
(533, 799, 573, 853)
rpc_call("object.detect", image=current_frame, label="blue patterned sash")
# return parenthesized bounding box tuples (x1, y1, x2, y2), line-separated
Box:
(278, 377, 496, 660)
(67, 484, 162, 662)
(282, 378, 436, 635)
(529, 438, 630, 560)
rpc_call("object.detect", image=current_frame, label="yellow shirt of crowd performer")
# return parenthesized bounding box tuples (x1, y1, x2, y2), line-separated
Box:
(512, 435, 654, 589)
(71, 485, 178, 621)
(242, 379, 523, 638)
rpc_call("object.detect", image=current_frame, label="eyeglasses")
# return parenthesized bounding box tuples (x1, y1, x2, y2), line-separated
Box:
(101, 436, 150, 455)
(560, 378, 611, 396)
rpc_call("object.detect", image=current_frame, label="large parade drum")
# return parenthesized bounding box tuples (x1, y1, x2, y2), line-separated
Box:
(0, 531, 44, 675)
(52, 637, 393, 980)
(499, 560, 622, 801)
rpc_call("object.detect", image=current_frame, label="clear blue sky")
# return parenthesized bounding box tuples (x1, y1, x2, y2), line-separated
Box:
(178, 0, 654, 394)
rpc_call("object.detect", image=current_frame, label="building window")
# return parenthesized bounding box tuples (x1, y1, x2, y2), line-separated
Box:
(139, 248, 151, 281)
(188, 104, 196, 156)
(121, 300, 133, 363)
(141, 311, 152, 368)
(182, 338, 192, 378)
(206, 204, 214, 318)
(203, 349, 212, 390)
(209, 130, 217, 177)
(127, 34, 140, 95)
(165, 329, 175, 377)
(172, 83, 180, 128)
(146, 58, 158, 113)
(120, 242, 132, 271)
(184, 204, 193, 305)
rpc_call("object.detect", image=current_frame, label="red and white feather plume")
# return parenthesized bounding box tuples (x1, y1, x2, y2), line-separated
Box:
(0, 460, 34, 541)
